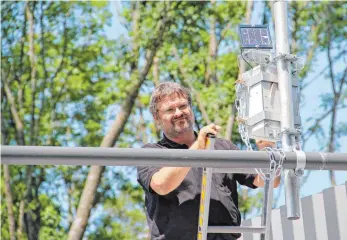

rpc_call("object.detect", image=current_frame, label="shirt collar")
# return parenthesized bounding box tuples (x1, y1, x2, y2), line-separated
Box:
(158, 132, 198, 149)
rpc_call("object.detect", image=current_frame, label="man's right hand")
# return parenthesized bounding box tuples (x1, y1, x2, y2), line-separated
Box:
(195, 123, 221, 149)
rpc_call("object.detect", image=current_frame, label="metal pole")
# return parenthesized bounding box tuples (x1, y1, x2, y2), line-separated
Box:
(284, 168, 301, 219)
(207, 226, 265, 234)
(2, 146, 347, 170)
(273, 0, 301, 220)
(260, 178, 270, 240)
(197, 134, 215, 240)
(260, 176, 275, 240)
(264, 177, 274, 240)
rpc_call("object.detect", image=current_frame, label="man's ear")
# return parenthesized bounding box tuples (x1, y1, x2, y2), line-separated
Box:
(153, 114, 160, 126)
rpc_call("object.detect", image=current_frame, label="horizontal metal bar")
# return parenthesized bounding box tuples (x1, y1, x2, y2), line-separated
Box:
(207, 226, 266, 234)
(212, 168, 258, 174)
(1, 146, 347, 170)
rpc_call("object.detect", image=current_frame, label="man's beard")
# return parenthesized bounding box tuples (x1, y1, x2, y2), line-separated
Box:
(164, 117, 194, 138)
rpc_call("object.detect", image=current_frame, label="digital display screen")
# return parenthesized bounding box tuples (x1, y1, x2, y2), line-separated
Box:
(239, 25, 272, 49)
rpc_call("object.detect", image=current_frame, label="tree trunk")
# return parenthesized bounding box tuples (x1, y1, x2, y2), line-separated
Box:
(3, 78, 28, 240)
(327, 40, 336, 186)
(152, 56, 161, 139)
(225, 104, 236, 141)
(205, 0, 218, 85)
(139, 106, 148, 144)
(153, 56, 160, 86)
(2, 102, 17, 240)
(172, 46, 212, 125)
(67, 4, 170, 239)
(26, 2, 38, 146)
(17, 7, 28, 111)
(4, 165, 16, 240)
(21, 4, 41, 240)
(327, 98, 337, 186)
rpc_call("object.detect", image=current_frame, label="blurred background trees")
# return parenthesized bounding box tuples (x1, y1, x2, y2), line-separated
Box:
(1, 1, 346, 239)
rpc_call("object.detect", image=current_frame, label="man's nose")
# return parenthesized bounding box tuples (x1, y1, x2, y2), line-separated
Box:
(174, 107, 183, 117)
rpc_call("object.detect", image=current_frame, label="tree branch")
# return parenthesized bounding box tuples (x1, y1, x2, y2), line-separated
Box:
(303, 108, 333, 144)
(49, 16, 68, 87)
(302, 50, 346, 90)
(327, 40, 336, 95)
(218, 22, 231, 46)
(337, 67, 347, 97)
(2, 75, 25, 145)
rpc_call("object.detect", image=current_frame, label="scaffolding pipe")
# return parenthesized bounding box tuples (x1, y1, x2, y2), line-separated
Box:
(2, 146, 347, 169)
(260, 176, 273, 240)
(207, 226, 265, 234)
(273, 0, 301, 221)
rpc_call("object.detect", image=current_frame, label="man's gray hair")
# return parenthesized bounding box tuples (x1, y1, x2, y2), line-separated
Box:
(149, 82, 192, 117)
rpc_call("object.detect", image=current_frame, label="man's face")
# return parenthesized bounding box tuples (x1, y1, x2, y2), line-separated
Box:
(155, 94, 194, 138)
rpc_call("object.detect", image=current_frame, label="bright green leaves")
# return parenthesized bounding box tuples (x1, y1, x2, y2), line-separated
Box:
(39, 195, 67, 240)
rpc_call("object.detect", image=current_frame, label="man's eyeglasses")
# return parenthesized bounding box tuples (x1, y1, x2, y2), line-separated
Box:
(160, 103, 190, 115)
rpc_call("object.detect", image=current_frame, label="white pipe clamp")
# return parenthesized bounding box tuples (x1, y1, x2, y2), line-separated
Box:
(294, 150, 306, 176)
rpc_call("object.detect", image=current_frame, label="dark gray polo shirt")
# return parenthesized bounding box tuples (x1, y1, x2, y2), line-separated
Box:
(137, 134, 257, 240)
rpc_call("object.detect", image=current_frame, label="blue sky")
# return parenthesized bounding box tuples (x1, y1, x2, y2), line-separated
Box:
(105, 1, 346, 216)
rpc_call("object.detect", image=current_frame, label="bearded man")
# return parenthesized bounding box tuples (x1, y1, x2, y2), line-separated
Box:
(137, 82, 280, 240)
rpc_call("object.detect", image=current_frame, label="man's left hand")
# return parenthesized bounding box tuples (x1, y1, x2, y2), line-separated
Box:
(255, 139, 276, 150)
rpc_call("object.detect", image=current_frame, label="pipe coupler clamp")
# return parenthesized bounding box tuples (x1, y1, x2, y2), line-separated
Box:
(274, 53, 298, 61)
(294, 149, 306, 176)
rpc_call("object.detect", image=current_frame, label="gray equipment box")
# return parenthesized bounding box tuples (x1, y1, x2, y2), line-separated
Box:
(239, 64, 301, 142)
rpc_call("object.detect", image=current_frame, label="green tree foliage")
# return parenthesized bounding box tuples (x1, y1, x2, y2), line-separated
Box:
(1, 1, 146, 239)
(138, 1, 248, 142)
(2, 1, 345, 239)
(87, 173, 147, 240)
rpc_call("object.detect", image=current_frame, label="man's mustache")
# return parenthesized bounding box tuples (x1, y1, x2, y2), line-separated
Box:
(172, 116, 188, 122)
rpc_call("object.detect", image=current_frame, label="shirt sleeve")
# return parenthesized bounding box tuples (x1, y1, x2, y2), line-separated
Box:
(224, 139, 258, 189)
(136, 143, 162, 193)
(234, 173, 258, 189)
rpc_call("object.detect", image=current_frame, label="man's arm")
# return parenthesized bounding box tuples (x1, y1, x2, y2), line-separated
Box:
(150, 167, 192, 195)
(150, 124, 221, 195)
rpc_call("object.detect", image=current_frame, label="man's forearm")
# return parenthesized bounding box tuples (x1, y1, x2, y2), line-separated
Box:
(150, 167, 191, 195)
(150, 140, 203, 195)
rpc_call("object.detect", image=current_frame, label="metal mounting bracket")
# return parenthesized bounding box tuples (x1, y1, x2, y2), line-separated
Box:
(294, 149, 306, 176)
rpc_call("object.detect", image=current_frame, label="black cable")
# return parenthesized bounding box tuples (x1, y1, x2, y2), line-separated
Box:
(240, 49, 253, 70)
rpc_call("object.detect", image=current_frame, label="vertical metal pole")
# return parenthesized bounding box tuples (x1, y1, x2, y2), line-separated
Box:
(265, 177, 274, 240)
(273, 0, 301, 220)
(260, 178, 270, 240)
(284, 168, 300, 219)
(260, 176, 275, 240)
(197, 134, 215, 240)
